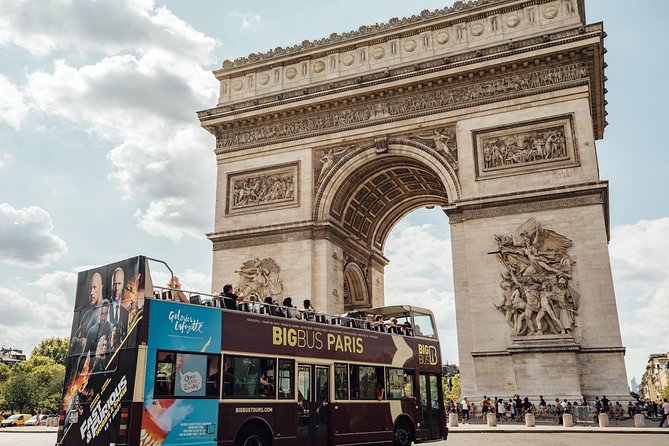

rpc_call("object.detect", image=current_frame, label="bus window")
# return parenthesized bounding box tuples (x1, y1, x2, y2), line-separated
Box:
(413, 313, 436, 338)
(223, 355, 276, 398)
(334, 363, 348, 399)
(206, 355, 221, 397)
(155, 352, 176, 397)
(386, 368, 414, 399)
(350, 365, 384, 400)
(278, 359, 294, 399)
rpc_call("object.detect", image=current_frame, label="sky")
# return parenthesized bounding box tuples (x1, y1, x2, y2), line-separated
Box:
(0, 0, 667, 388)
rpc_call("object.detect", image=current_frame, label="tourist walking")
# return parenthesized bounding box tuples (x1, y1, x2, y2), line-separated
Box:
(660, 398, 669, 427)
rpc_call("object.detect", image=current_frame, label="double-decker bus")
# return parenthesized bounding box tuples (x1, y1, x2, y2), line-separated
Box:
(57, 256, 447, 446)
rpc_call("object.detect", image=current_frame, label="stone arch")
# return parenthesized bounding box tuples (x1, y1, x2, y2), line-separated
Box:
(343, 261, 369, 309)
(315, 139, 461, 232)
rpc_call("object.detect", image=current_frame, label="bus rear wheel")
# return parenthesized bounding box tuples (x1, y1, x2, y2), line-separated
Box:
(237, 424, 271, 446)
(393, 421, 412, 446)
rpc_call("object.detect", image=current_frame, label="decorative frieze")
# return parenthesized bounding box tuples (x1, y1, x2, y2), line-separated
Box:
(215, 62, 587, 151)
(226, 162, 299, 215)
(473, 114, 579, 179)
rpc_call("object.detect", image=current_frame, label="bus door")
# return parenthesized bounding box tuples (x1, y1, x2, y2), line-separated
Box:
(419, 374, 442, 439)
(296, 364, 330, 446)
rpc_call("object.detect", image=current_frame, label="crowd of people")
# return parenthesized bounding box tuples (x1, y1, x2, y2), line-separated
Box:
(447, 395, 669, 426)
(164, 279, 418, 335)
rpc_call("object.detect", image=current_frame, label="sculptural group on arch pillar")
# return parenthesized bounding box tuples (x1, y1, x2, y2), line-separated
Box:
(494, 218, 580, 336)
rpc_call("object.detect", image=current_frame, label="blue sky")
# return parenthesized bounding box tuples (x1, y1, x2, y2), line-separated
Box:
(0, 0, 667, 387)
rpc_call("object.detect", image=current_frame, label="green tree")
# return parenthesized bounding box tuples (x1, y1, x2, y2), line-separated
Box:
(1, 356, 65, 413)
(31, 337, 69, 366)
(443, 374, 461, 402)
(660, 383, 669, 401)
(2, 362, 31, 412)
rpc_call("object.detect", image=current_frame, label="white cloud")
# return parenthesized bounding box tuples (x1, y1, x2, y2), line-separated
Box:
(0, 271, 76, 355)
(232, 13, 262, 31)
(0, 74, 28, 130)
(0, 151, 10, 169)
(384, 222, 458, 364)
(0, 203, 68, 267)
(21, 15, 219, 239)
(0, 0, 216, 62)
(610, 218, 669, 380)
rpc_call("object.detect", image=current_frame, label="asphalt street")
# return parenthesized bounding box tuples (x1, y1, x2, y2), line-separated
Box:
(1, 430, 667, 446)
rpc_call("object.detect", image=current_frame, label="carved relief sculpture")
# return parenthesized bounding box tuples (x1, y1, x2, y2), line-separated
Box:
(410, 126, 458, 167)
(473, 114, 578, 179)
(315, 146, 355, 186)
(227, 163, 299, 214)
(493, 218, 579, 336)
(482, 125, 568, 172)
(235, 257, 284, 299)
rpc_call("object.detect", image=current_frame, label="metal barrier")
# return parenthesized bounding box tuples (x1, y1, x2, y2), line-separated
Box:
(573, 405, 595, 426)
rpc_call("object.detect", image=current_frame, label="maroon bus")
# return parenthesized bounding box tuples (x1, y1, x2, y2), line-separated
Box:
(57, 257, 447, 446)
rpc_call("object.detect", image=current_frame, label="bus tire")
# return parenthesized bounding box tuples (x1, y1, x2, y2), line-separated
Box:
(236, 423, 271, 446)
(393, 420, 412, 446)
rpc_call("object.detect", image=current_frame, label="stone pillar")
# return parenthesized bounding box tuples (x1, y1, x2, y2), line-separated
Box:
(448, 413, 459, 427)
(486, 413, 497, 427)
(634, 413, 645, 427)
(563, 413, 574, 427)
(598, 413, 609, 427)
(525, 413, 535, 427)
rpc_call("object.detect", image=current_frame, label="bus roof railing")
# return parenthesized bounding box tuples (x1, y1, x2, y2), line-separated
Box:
(150, 285, 436, 339)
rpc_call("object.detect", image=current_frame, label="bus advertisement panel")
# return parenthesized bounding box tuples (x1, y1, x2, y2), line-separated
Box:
(58, 256, 149, 446)
(139, 299, 222, 446)
(221, 311, 441, 373)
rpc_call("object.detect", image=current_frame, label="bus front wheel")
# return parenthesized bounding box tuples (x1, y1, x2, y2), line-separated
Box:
(393, 421, 412, 446)
(237, 424, 271, 446)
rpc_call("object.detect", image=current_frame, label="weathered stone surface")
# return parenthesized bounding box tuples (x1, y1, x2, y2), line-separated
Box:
(200, 0, 627, 403)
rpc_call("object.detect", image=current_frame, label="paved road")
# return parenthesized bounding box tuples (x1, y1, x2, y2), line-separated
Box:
(1, 431, 668, 446)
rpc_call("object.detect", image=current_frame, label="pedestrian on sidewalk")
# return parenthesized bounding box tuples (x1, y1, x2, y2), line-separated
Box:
(660, 398, 669, 428)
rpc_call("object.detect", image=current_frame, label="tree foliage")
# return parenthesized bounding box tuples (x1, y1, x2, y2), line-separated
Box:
(660, 383, 669, 402)
(31, 337, 69, 366)
(443, 373, 461, 402)
(0, 354, 65, 413)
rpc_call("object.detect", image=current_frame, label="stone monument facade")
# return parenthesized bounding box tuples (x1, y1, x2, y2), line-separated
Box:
(199, 0, 629, 402)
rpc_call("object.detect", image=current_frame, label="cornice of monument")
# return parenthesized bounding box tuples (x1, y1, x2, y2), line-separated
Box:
(215, 0, 586, 72)
(443, 180, 610, 239)
(200, 20, 607, 141)
(200, 22, 601, 120)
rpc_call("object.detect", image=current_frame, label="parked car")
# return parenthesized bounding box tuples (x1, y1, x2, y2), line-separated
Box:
(25, 414, 49, 426)
(0, 413, 32, 427)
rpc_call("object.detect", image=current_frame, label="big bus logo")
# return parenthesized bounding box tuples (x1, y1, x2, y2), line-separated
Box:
(418, 344, 438, 365)
(272, 326, 363, 353)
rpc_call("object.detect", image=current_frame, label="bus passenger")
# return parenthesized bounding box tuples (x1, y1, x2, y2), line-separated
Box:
(259, 370, 273, 396)
(282, 297, 296, 318)
(219, 285, 239, 310)
(375, 382, 385, 400)
(168, 276, 189, 303)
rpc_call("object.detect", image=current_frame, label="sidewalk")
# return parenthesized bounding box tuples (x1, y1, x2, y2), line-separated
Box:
(449, 423, 669, 434)
(0, 426, 58, 434)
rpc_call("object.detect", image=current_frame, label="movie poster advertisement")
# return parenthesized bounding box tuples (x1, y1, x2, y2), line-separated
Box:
(58, 256, 151, 446)
(139, 299, 221, 446)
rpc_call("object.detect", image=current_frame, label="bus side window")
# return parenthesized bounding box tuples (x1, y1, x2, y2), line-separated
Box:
(350, 365, 384, 400)
(413, 313, 436, 338)
(206, 355, 221, 397)
(278, 359, 294, 399)
(386, 368, 414, 399)
(155, 352, 176, 397)
(334, 363, 348, 400)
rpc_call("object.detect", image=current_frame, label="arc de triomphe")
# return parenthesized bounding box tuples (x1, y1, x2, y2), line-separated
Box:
(199, 0, 629, 401)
